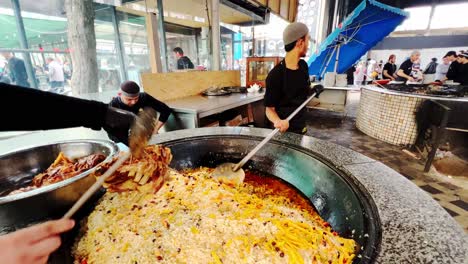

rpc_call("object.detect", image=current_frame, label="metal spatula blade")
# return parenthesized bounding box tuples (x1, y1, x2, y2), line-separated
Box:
(63, 107, 157, 219)
(211, 162, 245, 185)
(212, 90, 320, 184)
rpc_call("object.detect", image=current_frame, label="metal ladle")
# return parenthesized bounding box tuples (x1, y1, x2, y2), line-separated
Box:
(63, 107, 157, 218)
(212, 90, 320, 184)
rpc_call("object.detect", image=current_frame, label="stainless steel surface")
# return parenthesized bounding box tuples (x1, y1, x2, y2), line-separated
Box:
(166, 92, 265, 118)
(0, 140, 118, 231)
(212, 93, 317, 182)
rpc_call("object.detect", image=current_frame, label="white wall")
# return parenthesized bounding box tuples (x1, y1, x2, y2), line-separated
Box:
(368, 46, 468, 69)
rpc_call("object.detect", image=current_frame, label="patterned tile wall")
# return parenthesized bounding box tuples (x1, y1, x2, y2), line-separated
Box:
(356, 89, 425, 145)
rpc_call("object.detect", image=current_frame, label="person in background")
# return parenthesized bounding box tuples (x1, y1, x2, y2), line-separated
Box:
(63, 60, 72, 82)
(173, 47, 194, 70)
(396, 50, 421, 82)
(366, 60, 378, 83)
(353, 61, 366, 86)
(445, 51, 463, 83)
(383, 54, 397, 80)
(411, 59, 423, 82)
(264, 22, 323, 135)
(346, 64, 356, 85)
(457, 52, 468, 85)
(423, 58, 438, 74)
(108, 81, 172, 145)
(0, 63, 11, 84)
(1, 52, 29, 87)
(377, 60, 384, 79)
(46, 57, 65, 93)
(435, 55, 451, 82)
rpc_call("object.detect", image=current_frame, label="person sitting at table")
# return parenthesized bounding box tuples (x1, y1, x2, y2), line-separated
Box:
(107, 81, 172, 145)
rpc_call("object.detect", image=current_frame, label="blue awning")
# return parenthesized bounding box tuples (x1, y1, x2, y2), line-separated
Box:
(307, 0, 408, 79)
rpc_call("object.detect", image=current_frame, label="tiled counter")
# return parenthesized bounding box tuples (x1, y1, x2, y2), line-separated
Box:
(356, 86, 468, 146)
(356, 87, 424, 145)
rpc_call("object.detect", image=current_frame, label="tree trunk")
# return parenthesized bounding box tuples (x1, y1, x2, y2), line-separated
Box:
(65, 0, 99, 95)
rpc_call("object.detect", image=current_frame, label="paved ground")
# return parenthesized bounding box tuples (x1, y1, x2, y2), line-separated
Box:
(304, 91, 468, 232)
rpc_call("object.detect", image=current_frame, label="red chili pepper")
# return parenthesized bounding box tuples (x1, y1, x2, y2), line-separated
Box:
(323, 222, 330, 227)
(332, 231, 338, 236)
(81, 259, 88, 264)
(343, 258, 347, 263)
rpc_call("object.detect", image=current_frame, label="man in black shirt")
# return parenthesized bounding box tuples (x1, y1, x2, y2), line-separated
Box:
(396, 50, 421, 82)
(383, 54, 397, 80)
(457, 52, 468, 85)
(264, 22, 322, 134)
(173, 47, 194, 70)
(108, 81, 172, 145)
(445, 52, 465, 83)
(442, 51, 457, 82)
(1, 52, 30, 87)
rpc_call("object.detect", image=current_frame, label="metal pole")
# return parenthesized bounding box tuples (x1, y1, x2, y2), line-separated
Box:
(156, 0, 168, 72)
(211, 0, 221, 70)
(334, 44, 341, 73)
(111, 7, 128, 82)
(146, 13, 163, 73)
(426, 2, 436, 34)
(320, 45, 338, 79)
(251, 26, 255, 56)
(11, 0, 37, 88)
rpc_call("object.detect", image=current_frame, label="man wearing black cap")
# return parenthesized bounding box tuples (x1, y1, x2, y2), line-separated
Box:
(457, 52, 468, 85)
(108, 81, 172, 145)
(263, 22, 322, 134)
(443, 51, 459, 82)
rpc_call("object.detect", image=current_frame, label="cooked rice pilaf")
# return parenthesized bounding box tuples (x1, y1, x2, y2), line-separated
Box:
(73, 168, 356, 264)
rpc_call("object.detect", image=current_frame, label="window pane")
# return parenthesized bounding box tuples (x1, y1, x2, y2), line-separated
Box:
(0, 1, 20, 49)
(430, 3, 468, 29)
(166, 32, 198, 71)
(95, 5, 123, 92)
(117, 11, 150, 86)
(19, 0, 67, 51)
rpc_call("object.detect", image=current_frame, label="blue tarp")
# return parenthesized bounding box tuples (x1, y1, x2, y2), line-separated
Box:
(307, 0, 408, 79)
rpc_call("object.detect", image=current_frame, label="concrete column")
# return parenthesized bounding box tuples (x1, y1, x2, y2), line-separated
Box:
(11, 0, 37, 88)
(211, 0, 221, 71)
(146, 13, 163, 73)
(156, 0, 168, 72)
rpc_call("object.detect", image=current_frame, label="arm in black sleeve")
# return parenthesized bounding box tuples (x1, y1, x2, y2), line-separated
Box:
(142, 93, 172, 123)
(446, 62, 458, 81)
(1, 83, 108, 131)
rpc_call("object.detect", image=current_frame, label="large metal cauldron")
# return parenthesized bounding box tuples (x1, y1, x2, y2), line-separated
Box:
(0, 140, 118, 233)
(10, 135, 380, 264)
(161, 135, 382, 264)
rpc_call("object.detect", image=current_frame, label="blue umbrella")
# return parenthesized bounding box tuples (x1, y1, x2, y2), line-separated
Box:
(307, 0, 408, 79)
